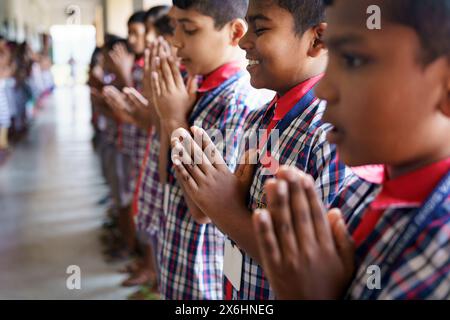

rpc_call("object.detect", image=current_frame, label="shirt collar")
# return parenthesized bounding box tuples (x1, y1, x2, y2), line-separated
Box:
(135, 56, 145, 68)
(197, 61, 242, 93)
(351, 165, 385, 184)
(270, 74, 323, 121)
(371, 157, 450, 210)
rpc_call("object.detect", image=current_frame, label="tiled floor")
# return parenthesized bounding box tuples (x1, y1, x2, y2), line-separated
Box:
(0, 85, 135, 299)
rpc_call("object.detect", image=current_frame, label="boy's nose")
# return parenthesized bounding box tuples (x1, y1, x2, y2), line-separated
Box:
(238, 31, 253, 52)
(171, 29, 183, 50)
(315, 73, 338, 105)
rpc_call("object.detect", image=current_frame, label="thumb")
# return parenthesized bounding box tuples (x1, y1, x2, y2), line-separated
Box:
(328, 209, 355, 272)
(187, 76, 198, 96)
(236, 149, 258, 190)
(240, 163, 256, 191)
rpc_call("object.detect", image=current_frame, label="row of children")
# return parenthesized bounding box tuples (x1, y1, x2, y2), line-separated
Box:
(0, 36, 54, 163)
(89, 0, 450, 300)
(88, 6, 178, 298)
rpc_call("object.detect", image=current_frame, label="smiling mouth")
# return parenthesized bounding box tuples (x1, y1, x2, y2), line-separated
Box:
(247, 60, 261, 72)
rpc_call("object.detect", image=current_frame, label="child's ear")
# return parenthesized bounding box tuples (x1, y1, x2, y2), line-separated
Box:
(445, 56, 450, 116)
(229, 19, 248, 46)
(308, 22, 328, 58)
(435, 56, 450, 117)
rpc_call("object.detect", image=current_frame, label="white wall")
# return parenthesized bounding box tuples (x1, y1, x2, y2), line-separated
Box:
(1, 0, 172, 44)
(3, 0, 101, 45)
(144, 0, 172, 10)
(105, 0, 133, 38)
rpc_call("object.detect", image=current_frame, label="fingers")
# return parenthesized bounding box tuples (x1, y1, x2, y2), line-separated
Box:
(265, 179, 299, 261)
(154, 40, 168, 91)
(152, 56, 167, 95)
(303, 174, 334, 245)
(168, 55, 184, 88)
(173, 154, 199, 192)
(145, 43, 156, 78)
(160, 38, 172, 57)
(122, 89, 141, 114)
(171, 137, 206, 184)
(276, 167, 316, 250)
(235, 149, 258, 179)
(160, 55, 176, 92)
(123, 87, 148, 108)
(253, 209, 282, 271)
(103, 86, 130, 112)
(172, 128, 213, 176)
(238, 162, 257, 192)
(328, 209, 355, 271)
(144, 48, 152, 80)
(150, 70, 162, 98)
(117, 43, 128, 56)
(190, 126, 226, 169)
(102, 86, 116, 106)
(187, 76, 199, 100)
(150, 39, 158, 68)
(153, 37, 184, 92)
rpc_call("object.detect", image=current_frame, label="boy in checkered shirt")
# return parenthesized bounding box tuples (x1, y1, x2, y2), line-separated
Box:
(252, 0, 450, 300)
(148, 0, 268, 299)
(172, 0, 354, 300)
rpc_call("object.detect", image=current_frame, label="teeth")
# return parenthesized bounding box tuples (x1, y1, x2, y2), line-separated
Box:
(248, 60, 260, 66)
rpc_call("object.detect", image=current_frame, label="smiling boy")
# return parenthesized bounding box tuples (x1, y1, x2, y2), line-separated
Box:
(171, 0, 354, 300)
(149, 0, 264, 300)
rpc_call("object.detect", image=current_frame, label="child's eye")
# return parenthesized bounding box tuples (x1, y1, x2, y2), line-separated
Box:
(341, 53, 369, 69)
(183, 28, 198, 36)
(254, 28, 269, 37)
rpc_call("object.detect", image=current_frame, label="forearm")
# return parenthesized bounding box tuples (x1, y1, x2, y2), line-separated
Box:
(162, 117, 190, 140)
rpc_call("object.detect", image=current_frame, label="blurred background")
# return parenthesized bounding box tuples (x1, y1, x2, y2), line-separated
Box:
(0, 0, 172, 300)
(0, 0, 171, 85)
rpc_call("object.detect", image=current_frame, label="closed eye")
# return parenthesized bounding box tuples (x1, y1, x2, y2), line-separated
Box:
(341, 53, 371, 69)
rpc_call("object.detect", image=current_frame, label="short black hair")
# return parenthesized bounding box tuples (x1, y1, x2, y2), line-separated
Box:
(276, 0, 326, 35)
(155, 15, 175, 36)
(324, 0, 450, 64)
(103, 34, 130, 52)
(146, 5, 171, 24)
(128, 10, 147, 25)
(173, 0, 249, 29)
(90, 47, 103, 69)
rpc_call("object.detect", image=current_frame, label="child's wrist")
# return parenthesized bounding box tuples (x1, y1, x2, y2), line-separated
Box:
(164, 117, 189, 136)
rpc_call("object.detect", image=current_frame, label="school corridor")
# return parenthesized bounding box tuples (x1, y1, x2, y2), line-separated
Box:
(0, 85, 134, 299)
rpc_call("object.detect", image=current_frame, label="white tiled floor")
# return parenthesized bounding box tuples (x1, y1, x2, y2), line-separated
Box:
(0, 85, 135, 299)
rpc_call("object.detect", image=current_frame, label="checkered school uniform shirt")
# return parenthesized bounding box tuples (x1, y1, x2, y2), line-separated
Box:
(0, 79, 11, 128)
(228, 97, 355, 300)
(104, 117, 118, 146)
(118, 123, 137, 157)
(136, 129, 164, 238)
(332, 166, 450, 300)
(117, 59, 145, 158)
(135, 70, 191, 244)
(158, 71, 263, 300)
(122, 60, 146, 191)
(134, 128, 149, 170)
